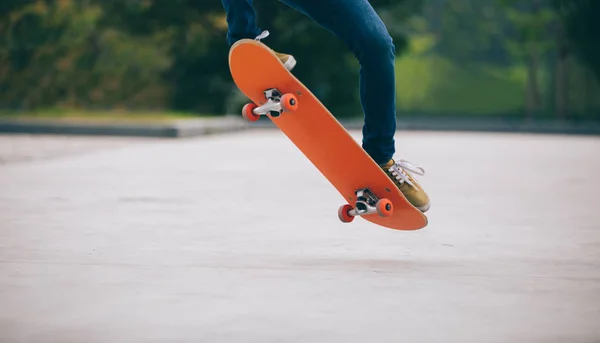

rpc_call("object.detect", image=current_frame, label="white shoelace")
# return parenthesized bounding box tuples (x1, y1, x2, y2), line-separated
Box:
(388, 159, 425, 190)
(255, 30, 270, 41)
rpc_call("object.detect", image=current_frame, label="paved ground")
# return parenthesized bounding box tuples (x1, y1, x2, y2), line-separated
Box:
(0, 130, 599, 343)
(0, 134, 158, 165)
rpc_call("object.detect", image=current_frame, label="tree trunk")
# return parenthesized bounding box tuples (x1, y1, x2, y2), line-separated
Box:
(555, 23, 568, 120)
(554, 54, 568, 119)
(585, 66, 596, 117)
(525, 0, 542, 119)
(526, 45, 541, 119)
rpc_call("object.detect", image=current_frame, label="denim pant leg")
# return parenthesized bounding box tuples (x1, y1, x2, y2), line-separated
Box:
(221, 0, 262, 46)
(279, 0, 397, 165)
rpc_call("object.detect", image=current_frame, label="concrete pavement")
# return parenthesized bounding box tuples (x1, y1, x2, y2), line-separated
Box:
(0, 134, 158, 165)
(0, 130, 599, 342)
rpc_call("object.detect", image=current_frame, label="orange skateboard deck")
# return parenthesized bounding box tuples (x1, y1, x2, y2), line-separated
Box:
(228, 38, 428, 231)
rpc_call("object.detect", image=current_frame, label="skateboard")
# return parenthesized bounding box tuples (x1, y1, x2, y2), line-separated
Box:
(228, 38, 428, 231)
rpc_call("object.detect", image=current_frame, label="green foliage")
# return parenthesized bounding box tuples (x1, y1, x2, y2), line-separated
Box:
(0, 0, 597, 119)
(0, 0, 416, 116)
(496, 0, 557, 60)
(0, 0, 171, 110)
(555, 0, 600, 81)
(91, 0, 232, 113)
(396, 35, 526, 114)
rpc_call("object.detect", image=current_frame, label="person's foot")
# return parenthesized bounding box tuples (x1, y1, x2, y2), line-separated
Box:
(380, 158, 430, 212)
(255, 30, 296, 71)
(274, 51, 297, 71)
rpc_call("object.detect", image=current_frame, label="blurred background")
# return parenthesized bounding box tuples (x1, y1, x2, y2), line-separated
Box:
(0, 0, 598, 123)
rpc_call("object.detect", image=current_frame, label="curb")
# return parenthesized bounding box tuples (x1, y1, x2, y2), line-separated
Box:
(1, 115, 599, 138)
(248, 116, 600, 136)
(0, 116, 249, 138)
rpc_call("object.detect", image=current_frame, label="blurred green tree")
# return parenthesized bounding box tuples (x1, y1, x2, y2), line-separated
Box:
(554, 0, 600, 81)
(77, 0, 419, 116)
(496, 0, 557, 117)
(423, 0, 511, 66)
(552, 0, 600, 117)
(0, 0, 420, 116)
(0, 0, 171, 110)
(91, 0, 421, 116)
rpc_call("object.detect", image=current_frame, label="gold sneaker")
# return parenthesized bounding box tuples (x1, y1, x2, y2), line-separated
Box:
(380, 158, 431, 212)
(274, 51, 296, 71)
(255, 30, 296, 71)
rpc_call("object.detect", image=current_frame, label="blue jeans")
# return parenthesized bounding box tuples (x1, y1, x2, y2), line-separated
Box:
(221, 0, 397, 165)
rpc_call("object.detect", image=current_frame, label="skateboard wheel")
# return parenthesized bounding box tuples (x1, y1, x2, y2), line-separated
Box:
(376, 198, 393, 217)
(280, 93, 298, 112)
(242, 103, 260, 122)
(338, 204, 355, 223)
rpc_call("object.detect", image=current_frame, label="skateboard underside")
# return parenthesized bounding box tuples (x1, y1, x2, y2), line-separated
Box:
(229, 39, 428, 231)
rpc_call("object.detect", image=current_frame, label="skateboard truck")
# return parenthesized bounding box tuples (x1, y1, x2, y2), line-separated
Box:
(241, 88, 298, 122)
(338, 188, 393, 223)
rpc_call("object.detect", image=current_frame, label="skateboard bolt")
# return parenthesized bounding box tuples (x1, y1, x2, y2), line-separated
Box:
(386, 204, 391, 211)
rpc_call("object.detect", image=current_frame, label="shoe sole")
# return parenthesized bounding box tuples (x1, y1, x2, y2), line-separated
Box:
(417, 202, 431, 213)
(284, 56, 297, 71)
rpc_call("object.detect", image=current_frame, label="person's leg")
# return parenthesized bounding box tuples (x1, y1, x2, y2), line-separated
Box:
(221, 0, 263, 46)
(221, 0, 297, 69)
(278, 0, 430, 212)
(278, 0, 396, 166)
